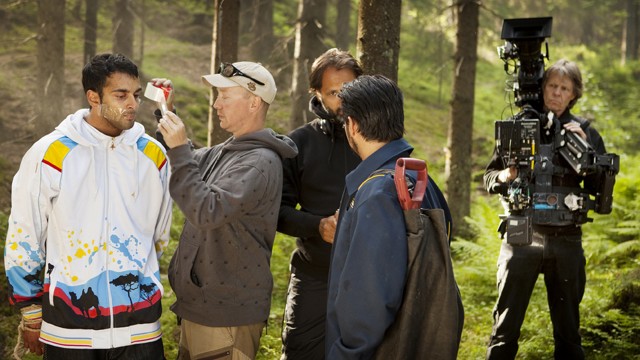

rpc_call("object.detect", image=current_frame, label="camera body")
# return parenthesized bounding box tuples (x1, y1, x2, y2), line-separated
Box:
(493, 17, 619, 242)
(497, 17, 552, 111)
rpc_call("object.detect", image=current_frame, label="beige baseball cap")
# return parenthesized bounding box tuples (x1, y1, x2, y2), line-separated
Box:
(202, 61, 277, 104)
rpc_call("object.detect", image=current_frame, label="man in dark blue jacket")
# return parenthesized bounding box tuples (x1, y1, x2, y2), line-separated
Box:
(325, 75, 454, 359)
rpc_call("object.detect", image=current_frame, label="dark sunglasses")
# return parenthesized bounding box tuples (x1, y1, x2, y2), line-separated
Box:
(218, 63, 265, 86)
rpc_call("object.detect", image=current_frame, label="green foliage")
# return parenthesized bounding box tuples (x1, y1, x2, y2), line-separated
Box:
(582, 308, 640, 358)
(609, 269, 640, 313)
(480, 0, 626, 51)
(584, 60, 640, 154)
(132, 0, 212, 46)
(160, 275, 179, 359)
(398, 8, 456, 185)
(273, 0, 298, 38)
(452, 196, 503, 359)
(471, 56, 514, 174)
(603, 240, 640, 267)
(586, 154, 640, 256)
(0, 210, 14, 357)
(0, 1, 37, 51)
(256, 233, 296, 360)
(0, 156, 11, 189)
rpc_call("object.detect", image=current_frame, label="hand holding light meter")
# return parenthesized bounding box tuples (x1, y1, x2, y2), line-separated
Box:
(150, 79, 189, 150)
(144, 80, 173, 117)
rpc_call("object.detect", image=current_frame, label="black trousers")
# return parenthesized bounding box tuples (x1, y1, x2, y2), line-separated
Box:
(44, 339, 164, 360)
(280, 266, 327, 360)
(486, 232, 586, 360)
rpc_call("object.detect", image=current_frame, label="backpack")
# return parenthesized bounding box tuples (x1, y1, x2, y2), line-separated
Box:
(363, 158, 464, 360)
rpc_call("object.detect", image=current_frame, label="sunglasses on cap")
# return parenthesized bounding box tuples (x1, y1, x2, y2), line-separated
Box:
(218, 63, 265, 86)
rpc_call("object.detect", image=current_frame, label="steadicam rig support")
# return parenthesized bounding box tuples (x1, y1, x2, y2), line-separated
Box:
(492, 17, 619, 245)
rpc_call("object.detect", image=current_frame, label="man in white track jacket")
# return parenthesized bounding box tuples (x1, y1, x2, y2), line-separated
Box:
(4, 53, 172, 359)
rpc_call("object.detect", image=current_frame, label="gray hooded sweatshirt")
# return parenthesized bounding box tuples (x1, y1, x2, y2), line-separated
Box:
(167, 128, 297, 327)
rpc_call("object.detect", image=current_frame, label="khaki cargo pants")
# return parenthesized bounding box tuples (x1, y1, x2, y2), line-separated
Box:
(177, 319, 265, 360)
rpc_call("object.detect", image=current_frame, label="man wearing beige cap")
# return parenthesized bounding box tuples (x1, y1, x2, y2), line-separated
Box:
(154, 61, 298, 360)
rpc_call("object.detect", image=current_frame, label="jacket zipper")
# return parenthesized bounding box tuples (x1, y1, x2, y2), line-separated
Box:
(106, 138, 115, 345)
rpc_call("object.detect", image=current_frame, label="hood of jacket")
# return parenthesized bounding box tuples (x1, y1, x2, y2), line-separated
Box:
(309, 95, 337, 122)
(55, 108, 146, 146)
(308, 95, 349, 141)
(223, 128, 298, 159)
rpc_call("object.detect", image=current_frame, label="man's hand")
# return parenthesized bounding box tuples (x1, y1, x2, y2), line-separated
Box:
(564, 121, 587, 141)
(22, 321, 43, 355)
(319, 212, 339, 244)
(158, 112, 189, 149)
(150, 78, 174, 112)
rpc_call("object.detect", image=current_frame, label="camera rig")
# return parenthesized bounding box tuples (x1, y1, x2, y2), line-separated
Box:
(493, 17, 619, 243)
(498, 17, 552, 111)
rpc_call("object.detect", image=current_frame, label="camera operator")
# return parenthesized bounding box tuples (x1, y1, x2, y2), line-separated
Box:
(484, 59, 607, 359)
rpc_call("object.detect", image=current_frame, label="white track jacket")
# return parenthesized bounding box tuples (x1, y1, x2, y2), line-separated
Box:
(4, 109, 172, 349)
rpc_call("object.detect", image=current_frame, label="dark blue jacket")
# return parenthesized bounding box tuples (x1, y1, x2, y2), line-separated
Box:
(326, 138, 452, 359)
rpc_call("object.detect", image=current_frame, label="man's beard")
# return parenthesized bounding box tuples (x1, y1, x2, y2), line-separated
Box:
(323, 104, 341, 123)
(100, 104, 136, 131)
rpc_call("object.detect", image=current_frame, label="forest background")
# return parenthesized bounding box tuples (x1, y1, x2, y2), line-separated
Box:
(1, 0, 639, 359)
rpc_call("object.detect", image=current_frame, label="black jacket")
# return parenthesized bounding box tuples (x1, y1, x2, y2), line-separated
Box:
(277, 96, 361, 279)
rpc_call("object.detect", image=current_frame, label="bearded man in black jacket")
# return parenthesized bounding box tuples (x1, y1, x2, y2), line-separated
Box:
(277, 48, 362, 360)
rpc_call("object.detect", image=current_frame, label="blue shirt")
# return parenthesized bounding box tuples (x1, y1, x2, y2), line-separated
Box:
(326, 138, 452, 359)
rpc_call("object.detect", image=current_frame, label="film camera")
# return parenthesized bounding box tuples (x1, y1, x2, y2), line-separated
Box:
(493, 17, 619, 244)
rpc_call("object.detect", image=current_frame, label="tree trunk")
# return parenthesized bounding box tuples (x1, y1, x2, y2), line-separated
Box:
(84, 0, 98, 65)
(239, 0, 254, 34)
(445, 0, 479, 238)
(335, 0, 351, 50)
(112, 0, 134, 58)
(289, 0, 327, 130)
(37, 0, 66, 136)
(356, 0, 401, 82)
(251, 0, 275, 61)
(72, 0, 81, 20)
(139, 0, 145, 67)
(208, 0, 239, 146)
(623, 0, 640, 64)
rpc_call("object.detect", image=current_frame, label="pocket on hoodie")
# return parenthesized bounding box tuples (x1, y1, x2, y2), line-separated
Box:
(168, 241, 202, 298)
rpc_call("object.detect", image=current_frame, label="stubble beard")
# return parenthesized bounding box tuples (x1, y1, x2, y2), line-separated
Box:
(323, 105, 341, 123)
(100, 104, 136, 133)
